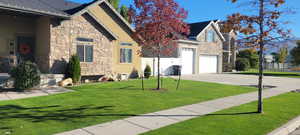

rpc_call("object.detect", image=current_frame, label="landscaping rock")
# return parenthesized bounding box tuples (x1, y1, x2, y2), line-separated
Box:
(58, 78, 73, 87)
(99, 73, 117, 82)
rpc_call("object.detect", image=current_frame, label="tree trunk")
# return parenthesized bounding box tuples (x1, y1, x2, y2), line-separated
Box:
(258, 0, 264, 113)
(157, 54, 161, 90)
(258, 43, 264, 113)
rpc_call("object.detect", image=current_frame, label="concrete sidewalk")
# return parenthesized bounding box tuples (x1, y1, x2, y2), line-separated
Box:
(290, 128, 300, 135)
(56, 74, 300, 135)
(0, 87, 72, 101)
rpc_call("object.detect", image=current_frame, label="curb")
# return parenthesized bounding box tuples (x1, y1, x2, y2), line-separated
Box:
(267, 115, 300, 135)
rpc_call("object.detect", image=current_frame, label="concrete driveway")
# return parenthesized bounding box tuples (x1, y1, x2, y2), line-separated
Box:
(179, 74, 300, 90)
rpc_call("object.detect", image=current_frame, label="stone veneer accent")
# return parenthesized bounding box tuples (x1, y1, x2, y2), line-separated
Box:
(49, 15, 113, 75)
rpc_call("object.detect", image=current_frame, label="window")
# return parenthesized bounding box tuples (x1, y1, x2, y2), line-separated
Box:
(206, 30, 215, 42)
(120, 48, 132, 63)
(120, 42, 133, 46)
(76, 37, 94, 42)
(77, 45, 93, 62)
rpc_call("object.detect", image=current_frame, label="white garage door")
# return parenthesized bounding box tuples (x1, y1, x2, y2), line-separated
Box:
(199, 55, 218, 73)
(181, 48, 195, 75)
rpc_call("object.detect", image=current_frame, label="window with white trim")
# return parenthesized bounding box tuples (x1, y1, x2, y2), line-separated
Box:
(120, 48, 132, 63)
(77, 45, 93, 62)
(206, 30, 215, 42)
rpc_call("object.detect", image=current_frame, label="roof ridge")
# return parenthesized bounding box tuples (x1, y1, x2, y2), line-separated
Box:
(188, 20, 219, 25)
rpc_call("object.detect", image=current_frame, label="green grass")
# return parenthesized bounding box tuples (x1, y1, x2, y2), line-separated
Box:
(0, 78, 256, 135)
(236, 69, 300, 78)
(142, 92, 300, 135)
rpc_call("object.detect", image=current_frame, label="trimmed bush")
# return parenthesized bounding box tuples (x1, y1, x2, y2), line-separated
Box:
(144, 65, 151, 78)
(9, 61, 41, 90)
(66, 55, 81, 83)
(238, 49, 259, 68)
(236, 58, 250, 71)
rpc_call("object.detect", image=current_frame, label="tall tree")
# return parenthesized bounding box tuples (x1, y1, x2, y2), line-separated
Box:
(120, 5, 129, 22)
(130, 0, 190, 90)
(278, 47, 288, 64)
(291, 41, 300, 65)
(225, 0, 291, 113)
(271, 52, 279, 63)
(107, 0, 120, 11)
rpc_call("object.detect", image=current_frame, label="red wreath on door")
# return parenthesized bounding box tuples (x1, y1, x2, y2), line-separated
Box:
(19, 44, 31, 55)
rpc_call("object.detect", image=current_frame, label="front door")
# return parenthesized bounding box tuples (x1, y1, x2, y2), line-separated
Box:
(17, 36, 35, 63)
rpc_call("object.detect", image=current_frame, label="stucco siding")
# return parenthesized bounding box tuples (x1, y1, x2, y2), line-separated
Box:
(0, 15, 36, 56)
(89, 3, 141, 75)
(36, 17, 51, 73)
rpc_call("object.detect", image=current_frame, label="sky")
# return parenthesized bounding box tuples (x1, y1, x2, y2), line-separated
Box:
(71, 0, 300, 38)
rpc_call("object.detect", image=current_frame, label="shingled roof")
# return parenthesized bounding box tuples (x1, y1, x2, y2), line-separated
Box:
(0, 0, 76, 18)
(0, 0, 100, 18)
(188, 20, 219, 37)
(188, 21, 211, 37)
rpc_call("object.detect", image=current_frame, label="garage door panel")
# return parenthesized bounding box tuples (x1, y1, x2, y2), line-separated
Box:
(199, 55, 218, 73)
(181, 48, 195, 75)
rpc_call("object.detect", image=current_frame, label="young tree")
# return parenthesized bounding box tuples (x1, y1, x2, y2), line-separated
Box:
(225, 0, 291, 113)
(130, 0, 190, 90)
(291, 41, 300, 65)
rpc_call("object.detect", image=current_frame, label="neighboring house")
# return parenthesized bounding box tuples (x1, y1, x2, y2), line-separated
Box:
(142, 20, 237, 75)
(0, 0, 141, 79)
(220, 26, 237, 72)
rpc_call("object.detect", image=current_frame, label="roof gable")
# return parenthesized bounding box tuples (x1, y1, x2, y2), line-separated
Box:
(69, 0, 134, 33)
(188, 21, 211, 37)
(188, 20, 225, 41)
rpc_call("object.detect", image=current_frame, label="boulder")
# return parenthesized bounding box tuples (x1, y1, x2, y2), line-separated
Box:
(59, 78, 73, 87)
(99, 73, 118, 82)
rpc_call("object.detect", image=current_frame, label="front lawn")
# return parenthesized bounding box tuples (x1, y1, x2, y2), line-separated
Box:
(0, 78, 255, 135)
(142, 92, 300, 135)
(236, 69, 300, 78)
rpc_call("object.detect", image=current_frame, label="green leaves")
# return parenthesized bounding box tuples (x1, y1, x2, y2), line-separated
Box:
(66, 55, 81, 84)
(9, 61, 41, 90)
(290, 41, 300, 65)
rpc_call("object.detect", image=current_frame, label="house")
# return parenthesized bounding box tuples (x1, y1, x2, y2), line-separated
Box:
(0, 0, 141, 80)
(220, 24, 238, 72)
(142, 20, 237, 75)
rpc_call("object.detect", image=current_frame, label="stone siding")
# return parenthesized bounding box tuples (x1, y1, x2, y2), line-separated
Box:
(49, 15, 113, 75)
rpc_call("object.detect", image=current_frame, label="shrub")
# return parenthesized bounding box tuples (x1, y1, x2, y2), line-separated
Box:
(238, 49, 259, 68)
(66, 55, 81, 83)
(9, 61, 41, 90)
(144, 65, 151, 78)
(129, 68, 139, 79)
(236, 58, 250, 71)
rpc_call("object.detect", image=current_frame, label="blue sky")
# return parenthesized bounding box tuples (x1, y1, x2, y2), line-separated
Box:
(71, 0, 300, 38)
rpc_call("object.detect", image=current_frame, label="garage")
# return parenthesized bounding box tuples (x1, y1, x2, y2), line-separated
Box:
(199, 55, 218, 73)
(181, 48, 195, 75)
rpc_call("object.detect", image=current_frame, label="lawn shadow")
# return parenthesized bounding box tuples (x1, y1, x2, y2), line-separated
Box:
(0, 104, 118, 123)
(240, 85, 277, 89)
(237, 72, 300, 77)
(206, 111, 258, 116)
